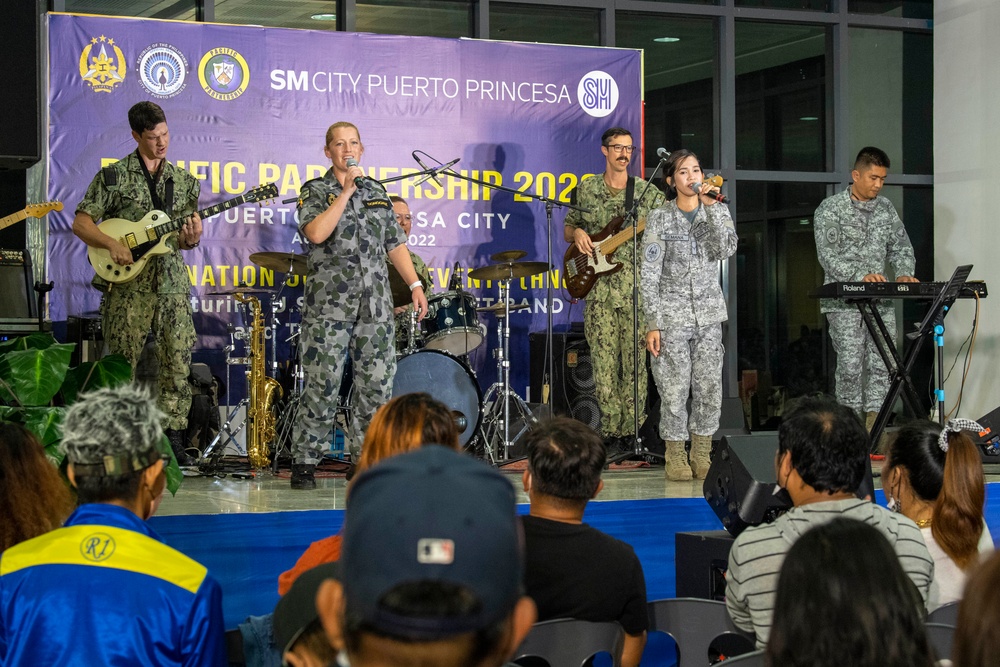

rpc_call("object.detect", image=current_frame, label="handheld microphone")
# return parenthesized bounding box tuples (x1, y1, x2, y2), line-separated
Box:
(346, 158, 367, 189)
(450, 261, 462, 291)
(657, 147, 671, 161)
(412, 151, 443, 187)
(692, 177, 729, 204)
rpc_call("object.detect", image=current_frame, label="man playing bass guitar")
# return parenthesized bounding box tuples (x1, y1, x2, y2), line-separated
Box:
(564, 127, 664, 452)
(72, 101, 201, 465)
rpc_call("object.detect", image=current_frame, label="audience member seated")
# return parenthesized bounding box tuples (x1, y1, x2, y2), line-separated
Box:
(520, 417, 647, 667)
(0, 385, 225, 666)
(278, 392, 460, 595)
(273, 562, 340, 667)
(314, 445, 537, 667)
(766, 517, 935, 667)
(954, 550, 1000, 667)
(725, 396, 933, 648)
(883, 418, 993, 609)
(0, 422, 74, 552)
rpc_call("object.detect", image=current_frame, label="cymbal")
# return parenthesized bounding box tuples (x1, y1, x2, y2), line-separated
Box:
(468, 261, 550, 282)
(207, 288, 276, 296)
(489, 249, 527, 263)
(249, 251, 308, 276)
(476, 302, 531, 315)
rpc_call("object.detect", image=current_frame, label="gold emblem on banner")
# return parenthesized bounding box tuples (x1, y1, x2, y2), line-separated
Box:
(79, 35, 126, 93)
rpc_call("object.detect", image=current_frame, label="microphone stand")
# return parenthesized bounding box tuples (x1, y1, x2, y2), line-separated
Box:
(607, 155, 669, 465)
(397, 151, 589, 459)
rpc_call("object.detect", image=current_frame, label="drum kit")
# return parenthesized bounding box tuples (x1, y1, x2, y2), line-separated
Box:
(205, 248, 550, 469)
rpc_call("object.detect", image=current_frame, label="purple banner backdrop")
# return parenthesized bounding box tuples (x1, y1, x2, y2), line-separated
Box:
(47, 13, 643, 401)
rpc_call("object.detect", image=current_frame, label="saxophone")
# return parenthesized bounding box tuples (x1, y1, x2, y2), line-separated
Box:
(235, 293, 283, 469)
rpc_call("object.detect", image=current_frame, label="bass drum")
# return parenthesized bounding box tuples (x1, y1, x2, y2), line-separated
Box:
(392, 350, 482, 448)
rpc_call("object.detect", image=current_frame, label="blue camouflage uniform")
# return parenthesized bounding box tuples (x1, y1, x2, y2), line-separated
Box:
(0, 503, 225, 666)
(293, 169, 406, 462)
(640, 201, 737, 441)
(814, 187, 916, 414)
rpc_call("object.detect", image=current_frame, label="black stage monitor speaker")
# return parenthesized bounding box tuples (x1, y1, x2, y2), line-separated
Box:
(0, 249, 36, 318)
(529, 331, 599, 431)
(675, 530, 735, 600)
(704, 432, 875, 537)
(0, 1, 41, 168)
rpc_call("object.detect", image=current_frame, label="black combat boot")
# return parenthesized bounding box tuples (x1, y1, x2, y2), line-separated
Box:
(165, 428, 195, 466)
(290, 463, 316, 490)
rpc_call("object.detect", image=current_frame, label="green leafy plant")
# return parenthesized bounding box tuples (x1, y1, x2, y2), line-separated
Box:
(0, 333, 183, 494)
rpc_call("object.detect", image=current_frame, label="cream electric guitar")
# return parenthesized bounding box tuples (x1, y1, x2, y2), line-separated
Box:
(0, 201, 63, 230)
(88, 183, 278, 284)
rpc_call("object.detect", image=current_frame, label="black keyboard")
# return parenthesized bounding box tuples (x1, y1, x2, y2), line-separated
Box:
(811, 281, 988, 300)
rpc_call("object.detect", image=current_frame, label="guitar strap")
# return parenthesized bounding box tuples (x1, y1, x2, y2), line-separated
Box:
(136, 149, 174, 215)
(624, 177, 635, 227)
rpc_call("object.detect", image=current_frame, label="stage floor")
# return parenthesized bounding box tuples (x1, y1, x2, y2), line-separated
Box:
(149, 460, 1000, 630)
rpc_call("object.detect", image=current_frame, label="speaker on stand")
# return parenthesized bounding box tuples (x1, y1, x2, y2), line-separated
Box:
(529, 331, 600, 431)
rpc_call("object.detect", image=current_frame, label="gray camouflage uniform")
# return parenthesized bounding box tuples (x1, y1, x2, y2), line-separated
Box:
(641, 201, 737, 442)
(292, 169, 405, 463)
(814, 187, 915, 414)
(76, 151, 199, 431)
(394, 249, 433, 351)
(565, 175, 665, 438)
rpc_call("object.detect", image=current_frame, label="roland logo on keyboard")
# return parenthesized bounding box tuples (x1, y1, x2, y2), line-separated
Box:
(842, 284, 866, 292)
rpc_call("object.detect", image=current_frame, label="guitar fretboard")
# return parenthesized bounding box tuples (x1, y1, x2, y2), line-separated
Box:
(152, 194, 253, 238)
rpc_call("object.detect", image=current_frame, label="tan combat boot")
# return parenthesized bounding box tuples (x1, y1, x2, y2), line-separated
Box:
(665, 440, 693, 481)
(690, 433, 713, 479)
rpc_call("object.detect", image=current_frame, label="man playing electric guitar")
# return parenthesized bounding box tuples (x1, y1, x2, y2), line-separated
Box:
(564, 127, 664, 452)
(72, 101, 201, 465)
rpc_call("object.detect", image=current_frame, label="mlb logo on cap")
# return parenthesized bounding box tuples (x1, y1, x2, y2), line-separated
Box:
(418, 538, 455, 564)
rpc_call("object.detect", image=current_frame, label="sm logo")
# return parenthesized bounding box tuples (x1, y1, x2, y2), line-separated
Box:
(577, 71, 619, 118)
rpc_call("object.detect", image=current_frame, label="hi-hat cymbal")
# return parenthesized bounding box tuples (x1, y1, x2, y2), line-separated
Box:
(468, 261, 550, 282)
(249, 251, 308, 276)
(489, 249, 527, 263)
(476, 302, 531, 315)
(207, 288, 276, 296)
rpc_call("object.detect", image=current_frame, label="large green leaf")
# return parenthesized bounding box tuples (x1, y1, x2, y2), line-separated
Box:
(20, 406, 65, 448)
(62, 354, 133, 404)
(0, 344, 75, 406)
(157, 434, 183, 496)
(0, 333, 57, 355)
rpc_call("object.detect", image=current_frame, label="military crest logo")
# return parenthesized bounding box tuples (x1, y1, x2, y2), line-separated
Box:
(79, 35, 126, 93)
(198, 47, 250, 101)
(137, 43, 189, 99)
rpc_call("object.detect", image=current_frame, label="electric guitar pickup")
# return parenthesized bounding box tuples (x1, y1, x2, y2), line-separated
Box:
(0, 201, 63, 230)
(563, 216, 645, 299)
(88, 183, 278, 284)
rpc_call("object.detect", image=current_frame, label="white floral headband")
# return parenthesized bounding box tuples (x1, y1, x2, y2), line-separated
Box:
(938, 418, 985, 452)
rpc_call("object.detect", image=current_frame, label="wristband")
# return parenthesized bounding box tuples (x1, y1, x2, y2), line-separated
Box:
(408, 280, 423, 291)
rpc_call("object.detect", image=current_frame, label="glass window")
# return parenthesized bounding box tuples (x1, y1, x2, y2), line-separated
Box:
(616, 14, 716, 171)
(356, 0, 473, 38)
(848, 28, 932, 174)
(213, 0, 337, 30)
(489, 3, 599, 46)
(64, 0, 196, 19)
(735, 22, 827, 171)
(735, 0, 829, 10)
(848, 0, 932, 21)
(735, 181, 831, 426)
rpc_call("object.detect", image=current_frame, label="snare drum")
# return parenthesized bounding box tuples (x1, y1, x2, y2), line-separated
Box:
(392, 350, 483, 447)
(421, 291, 484, 356)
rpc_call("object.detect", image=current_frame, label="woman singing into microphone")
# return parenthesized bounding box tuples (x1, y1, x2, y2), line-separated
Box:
(640, 149, 738, 482)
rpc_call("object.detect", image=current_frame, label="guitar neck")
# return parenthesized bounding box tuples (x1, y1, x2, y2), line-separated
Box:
(602, 219, 646, 254)
(0, 210, 27, 232)
(154, 194, 252, 237)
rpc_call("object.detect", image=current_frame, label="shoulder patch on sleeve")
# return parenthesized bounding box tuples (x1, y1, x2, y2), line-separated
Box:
(825, 227, 839, 245)
(644, 241, 662, 264)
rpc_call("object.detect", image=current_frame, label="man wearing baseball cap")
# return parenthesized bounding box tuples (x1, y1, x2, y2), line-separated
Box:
(0, 385, 225, 666)
(315, 445, 537, 666)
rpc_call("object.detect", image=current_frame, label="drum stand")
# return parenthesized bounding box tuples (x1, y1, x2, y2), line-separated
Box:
(481, 279, 537, 463)
(200, 323, 250, 473)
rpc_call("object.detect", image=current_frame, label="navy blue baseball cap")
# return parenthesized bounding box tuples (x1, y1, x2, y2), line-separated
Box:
(341, 445, 522, 640)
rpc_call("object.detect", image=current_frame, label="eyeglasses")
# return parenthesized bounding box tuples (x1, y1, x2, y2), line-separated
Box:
(395, 214, 413, 222)
(605, 144, 636, 154)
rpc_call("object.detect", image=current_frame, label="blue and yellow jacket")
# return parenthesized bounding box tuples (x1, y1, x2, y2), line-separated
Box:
(0, 503, 225, 666)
